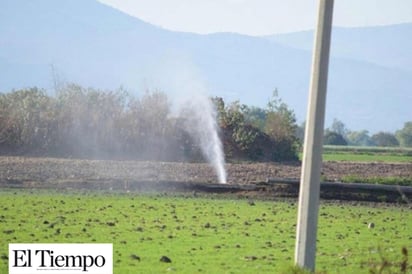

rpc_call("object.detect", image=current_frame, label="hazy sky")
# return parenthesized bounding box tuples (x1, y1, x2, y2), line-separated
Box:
(99, 0, 412, 35)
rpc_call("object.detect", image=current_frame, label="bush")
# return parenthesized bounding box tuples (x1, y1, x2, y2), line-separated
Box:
(324, 131, 348, 146)
(214, 95, 299, 162)
(396, 121, 412, 147)
(371, 132, 399, 147)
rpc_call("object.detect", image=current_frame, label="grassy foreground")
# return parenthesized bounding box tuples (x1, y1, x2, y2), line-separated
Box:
(1, 190, 411, 273)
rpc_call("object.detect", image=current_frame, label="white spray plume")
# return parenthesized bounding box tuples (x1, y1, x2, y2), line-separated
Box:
(145, 53, 227, 184)
(180, 94, 227, 184)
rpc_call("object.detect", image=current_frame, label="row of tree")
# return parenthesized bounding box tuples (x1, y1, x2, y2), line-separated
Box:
(1, 85, 410, 163)
(322, 118, 412, 147)
(0, 86, 300, 162)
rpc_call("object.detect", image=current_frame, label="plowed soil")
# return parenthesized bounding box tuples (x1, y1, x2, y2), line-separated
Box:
(1, 156, 412, 202)
(1, 156, 411, 185)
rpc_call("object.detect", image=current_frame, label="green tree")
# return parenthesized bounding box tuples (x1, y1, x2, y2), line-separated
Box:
(396, 121, 412, 147)
(346, 130, 374, 146)
(212, 94, 298, 161)
(264, 89, 299, 160)
(328, 118, 348, 139)
(265, 89, 297, 143)
(242, 105, 267, 131)
(218, 100, 259, 155)
(371, 132, 399, 147)
(324, 131, 347, 146)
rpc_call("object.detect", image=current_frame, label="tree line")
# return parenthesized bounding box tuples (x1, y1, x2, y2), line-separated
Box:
(1, 85, 410, 163)
(321, 118, 412, 147)
(0, 86, 299, 162)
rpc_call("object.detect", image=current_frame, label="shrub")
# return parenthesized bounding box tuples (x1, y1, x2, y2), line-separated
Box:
(0, 88, 56, 153)
(214, 96, 299, 162)
(324, 131, 348, 146)
(396, 121, 412, 147)
(371, 132, 399, 147)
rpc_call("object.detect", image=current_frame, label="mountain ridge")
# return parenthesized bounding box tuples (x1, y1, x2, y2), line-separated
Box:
(1, 0, 411, 133)
(263, 23, 412, 73)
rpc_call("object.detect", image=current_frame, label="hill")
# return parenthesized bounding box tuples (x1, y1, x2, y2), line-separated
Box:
(1, 0, 411, 132)
(264, 23, 412, 73)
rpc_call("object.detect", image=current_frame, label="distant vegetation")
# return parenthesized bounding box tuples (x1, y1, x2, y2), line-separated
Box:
(320, 118, 412, 147)
(0, 86, 299, 162)
(1, 85, 410, 162)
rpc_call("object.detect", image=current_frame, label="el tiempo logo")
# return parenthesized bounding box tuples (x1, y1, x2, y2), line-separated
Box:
(9, 243, 112, 274)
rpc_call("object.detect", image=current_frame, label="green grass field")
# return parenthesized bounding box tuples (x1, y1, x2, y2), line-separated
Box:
(299, 145, 412, 163)
(1, 189, 411, 273)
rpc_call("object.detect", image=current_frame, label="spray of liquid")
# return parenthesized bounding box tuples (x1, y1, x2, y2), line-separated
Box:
(180, 95, 227, 184)
(146, 54, 227, 184)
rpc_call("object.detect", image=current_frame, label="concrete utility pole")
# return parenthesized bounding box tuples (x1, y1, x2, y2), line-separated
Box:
(295, 0, 334, 271)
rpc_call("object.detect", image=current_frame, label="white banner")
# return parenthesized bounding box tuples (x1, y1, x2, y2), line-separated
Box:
(9, 243, 112, 274)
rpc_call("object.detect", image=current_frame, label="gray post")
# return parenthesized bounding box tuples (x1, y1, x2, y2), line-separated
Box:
(294, 0, 334, 271)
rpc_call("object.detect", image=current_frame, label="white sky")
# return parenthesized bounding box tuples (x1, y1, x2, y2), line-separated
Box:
(98, 0, 412, 35)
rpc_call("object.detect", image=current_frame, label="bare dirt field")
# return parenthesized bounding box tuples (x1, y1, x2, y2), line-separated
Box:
(0, 156, 411, 184)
